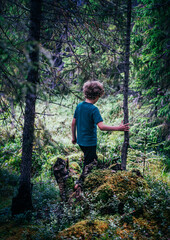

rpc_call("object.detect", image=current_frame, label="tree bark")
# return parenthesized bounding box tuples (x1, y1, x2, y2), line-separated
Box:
(11, 0, 42, 215)
(121, 0, 131, 170)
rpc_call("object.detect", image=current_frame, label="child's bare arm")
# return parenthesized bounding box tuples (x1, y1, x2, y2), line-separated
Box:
(97, 121, 129, 131)
(71, 118, 77, 144)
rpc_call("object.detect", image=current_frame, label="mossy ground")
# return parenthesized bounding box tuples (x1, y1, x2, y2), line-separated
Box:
(55, 170, 169, 239)
(0, 223, 37, 240)
(57, 219, 109, 240)
(0, 170, 169, 240)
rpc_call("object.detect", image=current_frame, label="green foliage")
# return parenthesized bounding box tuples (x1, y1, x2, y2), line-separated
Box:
(144, 175, 169, 221)
(84, 170, 148, 215)
(0, 0, 169, 238)
(0, 166, 169, 239)
(132, 0, 170, 123)
(0, 137, 22, 172)
(0, 169, 19, 190)
(128, 97, 170, 172)
(54, 171, 169, 239)
(1, 93, 169, 180)
(0, 169, 19, 225)
(97, 95, 124, 161)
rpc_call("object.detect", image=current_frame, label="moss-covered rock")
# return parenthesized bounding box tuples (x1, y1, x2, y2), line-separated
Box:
(115, 217, 160, 240)
(84, 169, 148, 214)
(85, 170, 147, 197)
(84, 169, 112, 191)
(95, 183, 114, 202)
(56, 219, 108, 240)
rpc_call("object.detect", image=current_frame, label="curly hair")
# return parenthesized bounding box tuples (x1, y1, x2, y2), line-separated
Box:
(83, 81, 104, 100)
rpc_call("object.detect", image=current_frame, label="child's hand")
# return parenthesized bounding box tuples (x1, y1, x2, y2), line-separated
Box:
(72, 138, 77, 144)
(119, 120, 130, 131)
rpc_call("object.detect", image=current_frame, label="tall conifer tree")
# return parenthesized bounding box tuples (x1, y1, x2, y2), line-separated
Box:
(121, 0, 132, 170)
(11, 0, 42, 215)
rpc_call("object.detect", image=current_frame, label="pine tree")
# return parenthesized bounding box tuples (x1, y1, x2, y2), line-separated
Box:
(121, 0, 132, 170)
(11, 0, 42, 215)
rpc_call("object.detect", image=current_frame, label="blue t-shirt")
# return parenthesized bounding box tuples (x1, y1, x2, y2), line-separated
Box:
(74, 101, 103, 146)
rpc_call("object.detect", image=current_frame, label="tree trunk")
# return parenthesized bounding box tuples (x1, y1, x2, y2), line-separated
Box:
(121, 0, 131, 170)
(11, 0, 42, 215)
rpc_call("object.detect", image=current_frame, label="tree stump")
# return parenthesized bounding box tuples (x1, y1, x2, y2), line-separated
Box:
(53, 158, 74, 202)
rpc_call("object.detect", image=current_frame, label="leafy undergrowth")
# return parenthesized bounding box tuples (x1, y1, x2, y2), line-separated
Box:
(0, 169, 19, 210)
(0, 168, 169, 240)
(56, 170, 169, 239)
(1, 95, 169, 181)
(0, 95, 169, 239)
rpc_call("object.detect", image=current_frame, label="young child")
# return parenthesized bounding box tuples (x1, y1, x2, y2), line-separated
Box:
(71, 81, 129, 189)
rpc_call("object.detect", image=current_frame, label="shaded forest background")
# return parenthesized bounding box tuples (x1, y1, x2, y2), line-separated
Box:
(0, 0, 169, 239)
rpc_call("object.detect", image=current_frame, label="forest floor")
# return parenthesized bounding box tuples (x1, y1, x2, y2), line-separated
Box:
(0, 94, 169, 239)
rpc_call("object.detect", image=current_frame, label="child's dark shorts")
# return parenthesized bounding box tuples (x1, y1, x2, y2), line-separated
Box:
(79, 145, 98, 167)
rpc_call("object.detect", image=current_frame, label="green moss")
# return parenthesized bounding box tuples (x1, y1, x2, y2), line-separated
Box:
(95, 183, 115, 202)
(56, 219, 108, 240)
(115, 217, 160, 240)
(106, 171, 147, 201)
(85, 170, 147, 200)
(84, 170, 149, 216)
(84, 169, 113, 191)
